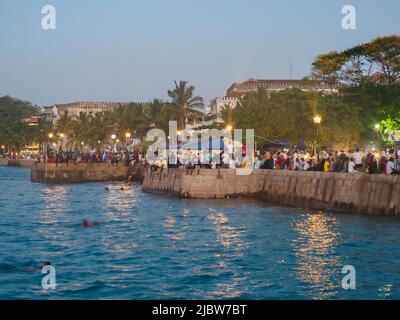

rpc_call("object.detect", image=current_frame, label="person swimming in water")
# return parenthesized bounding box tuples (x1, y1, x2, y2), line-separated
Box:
(81, 219, 100, 228)
(81, 219, 93, 228)
(41, 261, 52, 269)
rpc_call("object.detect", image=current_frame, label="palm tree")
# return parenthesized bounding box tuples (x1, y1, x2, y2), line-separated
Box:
(68, 112, 92, 148)
(220, 103, 234, 127)
(167, 80, 204, 130)
(146, 99, 164, 127)
(56, 111, 72, 134)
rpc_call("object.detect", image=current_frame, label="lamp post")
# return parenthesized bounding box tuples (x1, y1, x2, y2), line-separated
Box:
(313, 115, 322, 158)
(48, 133, 54, 150)
(176, 130, 182, 143)
(110, 134, 117, 153)
(59, 133, 64, 150)
(125, 132, 132, 150)
(47, 133, 54, 163)
(374, 123, 382, 151)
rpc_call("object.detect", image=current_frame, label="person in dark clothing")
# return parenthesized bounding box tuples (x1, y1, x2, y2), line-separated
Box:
(260, 151, 274, 170)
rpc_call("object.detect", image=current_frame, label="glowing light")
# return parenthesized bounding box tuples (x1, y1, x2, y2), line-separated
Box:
(125, 132, 131, 138)
(313, 115, 322, 124)
(226, 125, 233, 131)
(111, 134, 117, 140)
(374, 124, 380, 130)
(60, 133, 64, 138)
(48, 133, 53, 139)
(176, 130, 182, 136)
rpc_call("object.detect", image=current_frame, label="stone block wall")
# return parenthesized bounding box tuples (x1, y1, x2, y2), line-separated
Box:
(142, 168, 400, 215)
(31, 163, 144, 183)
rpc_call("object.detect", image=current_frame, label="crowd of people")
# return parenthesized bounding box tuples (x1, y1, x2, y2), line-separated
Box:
(147, 147, 400, 175)
(5, 143, 399, 176)
(255, 148, 400, 175)
(39, 147, 146, 167)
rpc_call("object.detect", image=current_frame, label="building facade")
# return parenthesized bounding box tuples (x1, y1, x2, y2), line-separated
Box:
(209, 97, 239, 120)
(226, 77, 338, 98)
(210, 77, 340, 117)
(42, 101, 134, 122)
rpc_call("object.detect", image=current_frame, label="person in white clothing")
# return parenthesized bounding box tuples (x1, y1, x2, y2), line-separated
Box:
(386, 158, 395, 175)
(348, 158, 356, 173)
(353, 148, 363, 171)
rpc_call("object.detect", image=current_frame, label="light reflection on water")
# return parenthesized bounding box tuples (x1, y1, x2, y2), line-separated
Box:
(291, 213, 343, 299)
(206, 209, 248, 299)
(1, 167, 400, 299)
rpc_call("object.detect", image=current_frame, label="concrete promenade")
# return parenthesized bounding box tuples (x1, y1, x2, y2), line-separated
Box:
(142, 167, 400, 216)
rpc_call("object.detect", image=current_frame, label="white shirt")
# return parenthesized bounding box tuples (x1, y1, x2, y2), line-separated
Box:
(386, 161, 394, 175)
(348, 161, 355, 173)
(229, 158, 236, 169)
(353, 152, 363, 165)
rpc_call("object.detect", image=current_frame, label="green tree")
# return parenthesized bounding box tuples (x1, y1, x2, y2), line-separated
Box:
(167, 80, 204, 130)
(0, 96, 40, 152)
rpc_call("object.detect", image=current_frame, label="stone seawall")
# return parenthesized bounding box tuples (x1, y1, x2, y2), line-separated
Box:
(142, 168, 400, 215)
(2, 159, 35, 168)
(10, 159, 35, 168)
(31, 163, 145, 183)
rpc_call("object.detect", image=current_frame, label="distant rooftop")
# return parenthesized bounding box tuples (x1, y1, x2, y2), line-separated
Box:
(226, 77, 339, 97)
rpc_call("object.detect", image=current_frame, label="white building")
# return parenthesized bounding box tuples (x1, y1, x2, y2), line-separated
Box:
(42, 101, 133, 122)
(210, 77, 340, 118)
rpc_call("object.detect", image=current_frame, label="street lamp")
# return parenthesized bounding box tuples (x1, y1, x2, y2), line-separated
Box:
(226, 125, 233, 131)
(313, 115, 322, 125)
(374, 123, 382, 151)
(176, 130, 182, 143)
(59, 133, 65, 150)
(313, 115, 322, 158)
